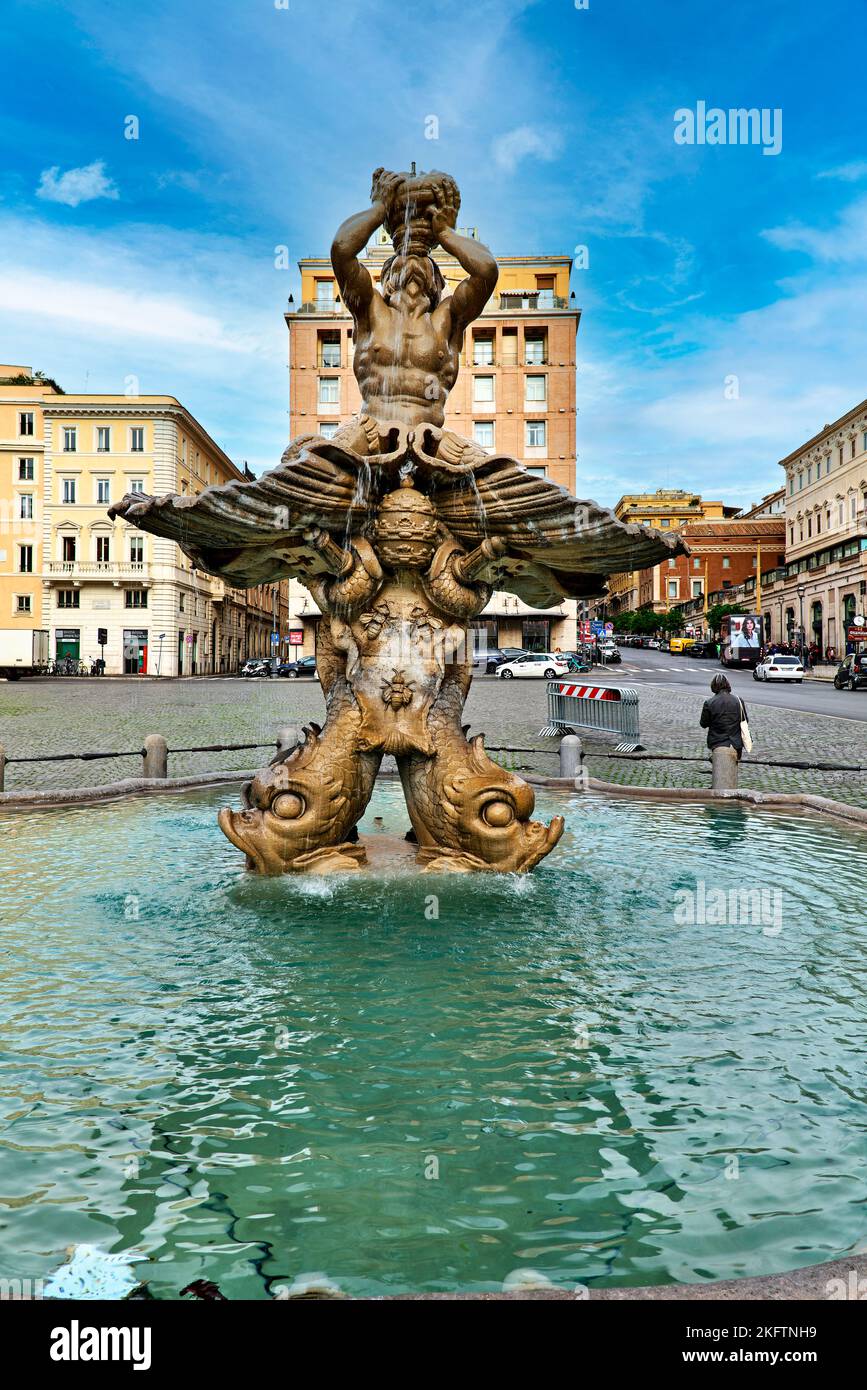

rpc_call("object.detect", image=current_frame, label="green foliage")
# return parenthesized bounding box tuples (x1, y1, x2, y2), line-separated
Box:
(705, 602, 746, 636)
(659, 608, 686, 634)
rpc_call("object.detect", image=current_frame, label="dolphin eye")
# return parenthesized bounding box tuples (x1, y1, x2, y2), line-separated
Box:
(483, 800, 514, 828)
(273, 792, 305, 820)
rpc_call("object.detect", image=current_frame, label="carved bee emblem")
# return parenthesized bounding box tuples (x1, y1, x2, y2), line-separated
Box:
(381, 670, 415, 710)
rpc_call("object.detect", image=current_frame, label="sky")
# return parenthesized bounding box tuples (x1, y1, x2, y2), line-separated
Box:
(2, 0, 866, 508)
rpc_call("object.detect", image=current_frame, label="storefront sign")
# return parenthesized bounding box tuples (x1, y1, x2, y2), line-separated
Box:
(288, 629, 304, 646)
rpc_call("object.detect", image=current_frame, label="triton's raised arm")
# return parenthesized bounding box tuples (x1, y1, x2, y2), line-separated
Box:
(331, 169, 403, 318)
(432, 210, 498, 331)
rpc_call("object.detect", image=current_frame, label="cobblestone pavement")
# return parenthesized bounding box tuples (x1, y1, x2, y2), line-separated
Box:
(2, 674, 866, 805)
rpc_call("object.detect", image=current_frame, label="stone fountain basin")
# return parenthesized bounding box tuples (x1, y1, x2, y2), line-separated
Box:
(0, 781, 865, 1300)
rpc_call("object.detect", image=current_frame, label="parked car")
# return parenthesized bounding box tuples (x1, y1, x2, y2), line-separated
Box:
(753, 654, 804, 683)
(668, 637, 696, 654)
(648, 638, 660, 650)
(833, 652, 867, 690)
(597, 642, 621, 663)
(498, 653, 569, 679)
(473, 647, 522, 674)
(241, 658, 273, 678)
(686, 641, 718, 659)
(276, 654, 318, 679)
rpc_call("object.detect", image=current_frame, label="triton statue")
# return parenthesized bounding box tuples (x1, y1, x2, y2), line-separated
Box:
(110, 168, 684, 875)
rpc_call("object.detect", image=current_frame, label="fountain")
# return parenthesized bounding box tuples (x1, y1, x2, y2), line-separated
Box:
(110, 168, 684, 875)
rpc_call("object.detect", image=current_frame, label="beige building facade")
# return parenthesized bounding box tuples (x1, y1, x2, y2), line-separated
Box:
(1, 366, 287, 675)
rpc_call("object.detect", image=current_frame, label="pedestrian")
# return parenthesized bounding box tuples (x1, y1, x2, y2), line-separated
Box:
(700, 673, 749, 760)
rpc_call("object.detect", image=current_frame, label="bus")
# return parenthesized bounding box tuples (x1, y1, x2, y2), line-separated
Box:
(719, 613, 762, 668)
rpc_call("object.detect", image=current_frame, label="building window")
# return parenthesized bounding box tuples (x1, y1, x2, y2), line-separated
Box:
(752, 553, 757, 566)
(97, 427, 111, 452)
(525, 374, 547, 402)
(525, 465, 547, 477)
(473, 422, 494, 449)
(18, 545, 33, 573)
(839, 446, 844, 466)
(692, 580, 703, 598)
(788, 477, 794, 495)
(125, 589, 148, 608)
(318, 422, 339, 439)
(179, 592, 185, 611)
(96, 536, 110, 563)
(525, 333, 546, 364)
(58, 589, 80, 609)
(853, 495, 859, 520)
(826, 455, 832, 475)
(838, 502, 844, 526)
(61, 536, 76, 563)
(319, 333, 341, 367)
(130, 478, 144, 494)
(96, 478, 111, 504)
(722, 556, 730, 569)
(18, 458, 35, 480)
(318, 377, 339, 406)
(14, 594, 32, 614)
(62, 478, 76, 504)
(798, 472, 804, 490)
(473, 375, 494, 403)
(18, 411, 34, 436)
(19, 494, 34, 520)
(130, 536, 144, 564)
(668, 558, 676, 569)
(315, 278, 334, 305)
(693, 557, 701, 570)
(472, 335, 494, 366)
(660, 518, 670, 527)
(525, 420, 546, 448)
(63, 427, 77, 452)
(130, 427, 145, 452)
(806, 465, 812, 485)
(668, 580, 679, 599)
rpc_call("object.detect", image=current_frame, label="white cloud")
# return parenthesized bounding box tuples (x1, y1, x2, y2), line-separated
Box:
(36, 160, 119, 208)
(816, 161, 867, 183)
(492, 125, 563, 174)
(762, 194, 867, 264)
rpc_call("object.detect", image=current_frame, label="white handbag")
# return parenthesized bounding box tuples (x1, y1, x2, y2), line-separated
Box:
(739, 700, 753, 754)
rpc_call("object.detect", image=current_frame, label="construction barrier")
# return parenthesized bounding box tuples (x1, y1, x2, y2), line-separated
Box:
(542, 681, 641, 745)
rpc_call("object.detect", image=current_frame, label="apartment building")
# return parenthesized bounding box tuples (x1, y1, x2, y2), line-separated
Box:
(0, 366, 286, 675)
(605, 489, 740, 616)
(767, 399, 867, 652)
(285, 229, 581, 654)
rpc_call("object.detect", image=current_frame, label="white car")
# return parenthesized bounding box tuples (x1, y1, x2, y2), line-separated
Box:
(649, 638, 660, 649)
(498, 653, 569, 679)
(753, 654, 804, 683)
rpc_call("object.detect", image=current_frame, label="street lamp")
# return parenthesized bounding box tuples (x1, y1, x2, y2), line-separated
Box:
(796, 584, 806, 660)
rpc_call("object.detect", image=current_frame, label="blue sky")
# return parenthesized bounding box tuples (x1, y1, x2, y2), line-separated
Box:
(2, 0, 866, 508)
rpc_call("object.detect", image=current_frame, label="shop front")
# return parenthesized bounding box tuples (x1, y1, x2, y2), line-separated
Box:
(55, 628, 80, 661)
(123, 629, 148, 675)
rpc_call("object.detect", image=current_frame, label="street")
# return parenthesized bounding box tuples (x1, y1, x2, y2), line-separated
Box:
(577, 644, 867, 722)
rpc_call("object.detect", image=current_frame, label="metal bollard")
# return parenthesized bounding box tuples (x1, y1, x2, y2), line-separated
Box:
(0, 744, 6, 793)
(559, 734, 583, 779)
(276, 726, 302, 757)
(142, 734, 168, 779)
(711, 746, 739, 790)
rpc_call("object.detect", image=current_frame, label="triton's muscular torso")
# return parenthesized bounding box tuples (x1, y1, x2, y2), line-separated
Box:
(353, 294, 461, 428)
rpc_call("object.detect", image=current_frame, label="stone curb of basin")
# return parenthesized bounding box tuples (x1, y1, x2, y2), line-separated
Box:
(3, 769, 867, 835)
(525, 774, 867, 829)
(372, 1252, 867, 1300)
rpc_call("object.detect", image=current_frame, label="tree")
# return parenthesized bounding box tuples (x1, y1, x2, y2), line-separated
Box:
(705, 602, 745, 637)
(659, 608, 686, 634)
(630, 608, 659, 636)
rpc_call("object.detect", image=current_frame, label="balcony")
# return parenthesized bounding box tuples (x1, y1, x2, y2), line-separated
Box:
(497, 293, 568, 311)
(296, 300, 349, 316)
(45, 561, 149, 584)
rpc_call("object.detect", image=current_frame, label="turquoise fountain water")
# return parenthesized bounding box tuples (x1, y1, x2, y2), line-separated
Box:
(0, 785, 865, 1298)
